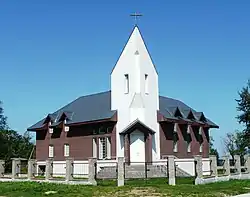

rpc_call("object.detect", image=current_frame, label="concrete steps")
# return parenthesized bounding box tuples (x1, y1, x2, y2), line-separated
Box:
(96, 164, 192, 179)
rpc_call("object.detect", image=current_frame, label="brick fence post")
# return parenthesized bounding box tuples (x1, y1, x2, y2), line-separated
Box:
(45, 159, 53, 181)
(0, 160, 5, 178)
(245, 155, 250, 174)
(194, 155, 203, 185)
(168, 155, 176, 186)
(65, 158, 74, 182)
(88, 158, 97, 185)
(12, 158, 21, 179)
(234, 155, 241, 174)
(28, 159, 36, 180)
(222, 156, 230, 176)
(117, 157, 124, 186)
(209, 155, 218, 177)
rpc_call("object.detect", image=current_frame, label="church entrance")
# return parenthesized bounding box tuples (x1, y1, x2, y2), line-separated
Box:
(130, 130, 145, 163)
(120, 119, 155, 164)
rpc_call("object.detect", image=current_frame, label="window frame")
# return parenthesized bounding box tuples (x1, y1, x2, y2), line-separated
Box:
(49, 145, 54, 158)
(64, 144, 70, 157)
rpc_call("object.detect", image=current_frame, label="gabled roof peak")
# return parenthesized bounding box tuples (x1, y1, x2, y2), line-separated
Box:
(111, 25, 158, 74)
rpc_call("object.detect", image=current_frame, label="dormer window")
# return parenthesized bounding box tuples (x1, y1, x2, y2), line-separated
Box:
(124, 74, 129, 94)
(200, 113, 207, 122)
(187, 110, 196, 120)
(174, 108, 183, 118)
(145, 74, 149, 94)
(48, 122, 53, 134)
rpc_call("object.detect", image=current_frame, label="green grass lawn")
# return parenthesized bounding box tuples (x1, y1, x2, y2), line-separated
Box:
(0, 179, 249, 197)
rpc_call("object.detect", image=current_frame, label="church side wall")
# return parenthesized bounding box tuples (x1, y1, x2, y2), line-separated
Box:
(159, 122, 209, 159)
(35, 122, 117, 161)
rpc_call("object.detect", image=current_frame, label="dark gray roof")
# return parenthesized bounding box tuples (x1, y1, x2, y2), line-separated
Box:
(28, 91, 116, 130)
(28, 91, 218, 131)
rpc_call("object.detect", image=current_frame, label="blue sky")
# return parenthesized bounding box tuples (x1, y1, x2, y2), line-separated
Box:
(0, 0, 249, 154)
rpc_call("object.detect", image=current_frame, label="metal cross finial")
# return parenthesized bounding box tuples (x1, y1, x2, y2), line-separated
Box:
(130, 12, 143, 25)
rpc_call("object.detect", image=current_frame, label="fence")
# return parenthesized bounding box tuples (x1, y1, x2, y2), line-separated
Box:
(0, 155, 249, 186)
(194, 155, 250, 185)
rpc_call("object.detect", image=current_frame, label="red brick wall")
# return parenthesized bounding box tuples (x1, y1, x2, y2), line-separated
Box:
(160, 122, 209, 158)
(35, 122, 116, 161)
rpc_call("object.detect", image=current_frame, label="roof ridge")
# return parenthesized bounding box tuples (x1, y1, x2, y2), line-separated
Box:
(79, 90, 111, 99)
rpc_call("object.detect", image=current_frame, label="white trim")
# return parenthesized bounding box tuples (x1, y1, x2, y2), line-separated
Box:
(187, 141, 191, 153)
(92, 138, 97, 158)
(106, 137, 111, 159)
(199, 127, 203, 135)
(187, 125, 191, 134)
(199, 143, 203, 153)
(174, 123, 178, 132)
(173, 141, 178, 153)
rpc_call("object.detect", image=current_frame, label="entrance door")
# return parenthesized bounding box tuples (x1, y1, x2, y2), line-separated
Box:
(130, 130, 145, 163)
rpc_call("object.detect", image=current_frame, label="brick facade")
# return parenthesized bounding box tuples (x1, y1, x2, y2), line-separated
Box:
(36, 122, 116, 161)
(160, 122, 209, 159)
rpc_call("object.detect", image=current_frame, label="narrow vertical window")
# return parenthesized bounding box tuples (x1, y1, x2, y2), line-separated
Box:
(187, 125, 191, 134)
(199, 143, 203, 153)
(64, 144, 69, 157)
(145, 74, 149, 94)
(187, 141, 191, 153)
(124, 74, 129, 94)
(99, 137, 107, 159)
(106, 137, 111, 159)
(173, 131, 178, 153)
(49, 145, 54, 158)
(93, 138, 97, 158)
(173, 141, 178, 153)
(199, 127, 203, 153)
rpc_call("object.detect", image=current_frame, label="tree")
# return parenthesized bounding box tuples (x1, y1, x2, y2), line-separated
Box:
(236, 80, 250, 148)
(209, 136, 219, 158)
(224, 131, 247, 159)
(0, 101, 7, 130)
(0, 101, 34, 171)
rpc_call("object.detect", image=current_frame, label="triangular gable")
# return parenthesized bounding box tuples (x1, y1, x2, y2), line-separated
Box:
(120, 119, 155, 135)
(174, 107, 183, 118)
(56, 111, 74, 123)
(111, 25, 157, 75)
(187, 110, 196, 120)
(199, 112, 207, 122)
(43, 114, 57, 124)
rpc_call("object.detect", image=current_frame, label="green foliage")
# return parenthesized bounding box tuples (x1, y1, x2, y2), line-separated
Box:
(224, 131, 247, 159)
(0, 101, 34, 172)
(236, 79, 250, 147)
(209, 136, 219, 158)
(0, 180, 249, 197)
(0, 101, 7, 130)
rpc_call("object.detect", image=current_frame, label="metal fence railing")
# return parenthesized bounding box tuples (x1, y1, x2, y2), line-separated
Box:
(124, 161, 168, 180)
(95, 161, 117, 180)
(72, 162, 88, 179)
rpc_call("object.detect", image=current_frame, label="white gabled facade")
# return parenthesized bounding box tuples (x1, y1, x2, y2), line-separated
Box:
(111, 26, 160, 161)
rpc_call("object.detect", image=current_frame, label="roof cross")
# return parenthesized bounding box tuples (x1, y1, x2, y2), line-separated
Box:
(130, 12, 143, 25)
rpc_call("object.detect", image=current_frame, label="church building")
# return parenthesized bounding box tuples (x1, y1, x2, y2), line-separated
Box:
(28, 25, 219, 165)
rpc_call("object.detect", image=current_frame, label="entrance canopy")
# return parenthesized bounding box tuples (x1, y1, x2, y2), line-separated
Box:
(119, 119, 155, 135)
